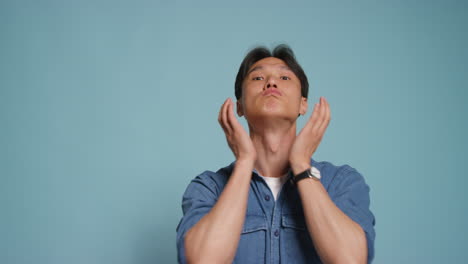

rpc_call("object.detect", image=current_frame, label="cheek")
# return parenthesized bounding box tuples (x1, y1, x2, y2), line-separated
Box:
(243, 85, 263, 101)
(285, 94, 304, 111)
(244, 81, 263, 91)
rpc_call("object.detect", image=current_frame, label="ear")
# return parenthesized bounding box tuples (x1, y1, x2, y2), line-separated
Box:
(299, 97, 308, 115)
(237, 100, 244, 117)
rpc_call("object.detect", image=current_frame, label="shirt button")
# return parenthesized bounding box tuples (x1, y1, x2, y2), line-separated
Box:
(265, 195, 270, 201)
(274, 229, 279, 237)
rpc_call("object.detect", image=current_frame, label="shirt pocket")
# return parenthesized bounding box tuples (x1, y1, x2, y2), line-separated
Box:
(280, 214, 321, 263)
(233, 214, 268, 264)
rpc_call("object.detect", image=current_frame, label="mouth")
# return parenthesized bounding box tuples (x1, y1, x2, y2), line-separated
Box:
(262, 89, 282, 97)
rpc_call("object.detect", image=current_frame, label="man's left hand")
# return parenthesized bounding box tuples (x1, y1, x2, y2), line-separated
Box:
(289, 96, 331, 174)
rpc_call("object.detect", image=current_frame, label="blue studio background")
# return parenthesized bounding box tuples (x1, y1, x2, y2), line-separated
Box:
(2, 0, 467, 263)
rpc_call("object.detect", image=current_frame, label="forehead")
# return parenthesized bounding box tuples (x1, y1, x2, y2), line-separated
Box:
(248, 57, 291, 74)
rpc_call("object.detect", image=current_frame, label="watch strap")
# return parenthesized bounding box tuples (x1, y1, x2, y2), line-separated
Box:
(292, 167, 319, 184)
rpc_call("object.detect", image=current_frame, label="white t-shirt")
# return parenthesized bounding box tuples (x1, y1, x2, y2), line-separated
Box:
(257, 172, 290, 201)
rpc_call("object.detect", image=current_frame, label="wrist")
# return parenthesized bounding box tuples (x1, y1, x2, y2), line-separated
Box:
(235, 158, 255, 168)
(290, 161, 311, 176)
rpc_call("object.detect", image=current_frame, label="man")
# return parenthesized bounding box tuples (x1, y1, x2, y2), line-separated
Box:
(176, 44, 376, 264)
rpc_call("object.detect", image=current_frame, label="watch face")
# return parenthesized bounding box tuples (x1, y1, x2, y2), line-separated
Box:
(310, 166, 321, 179)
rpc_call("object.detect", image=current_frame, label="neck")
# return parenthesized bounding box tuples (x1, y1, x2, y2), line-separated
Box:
(248, 120, 297, 178)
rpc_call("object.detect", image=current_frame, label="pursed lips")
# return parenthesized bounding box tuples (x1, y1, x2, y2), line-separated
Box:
(262, 89, 282, 97)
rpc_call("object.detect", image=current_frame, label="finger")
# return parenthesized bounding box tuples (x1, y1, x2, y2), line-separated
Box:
(318, 97, 331, 133)
(226, 98, 240, 131)
(218, 99, 230, 134)
(304, 102, 318, 131)
(218, 99, 225, 125)
(313, 97, 327, 132)
(306, 99, 322, 131)
(221, 98, 233, 135)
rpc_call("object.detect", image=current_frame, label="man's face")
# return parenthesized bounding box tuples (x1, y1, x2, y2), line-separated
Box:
(237, 57, 307, 123)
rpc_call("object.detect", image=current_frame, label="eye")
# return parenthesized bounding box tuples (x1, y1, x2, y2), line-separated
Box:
(280, 76, 291, 80)
(252, 76, 264, 80)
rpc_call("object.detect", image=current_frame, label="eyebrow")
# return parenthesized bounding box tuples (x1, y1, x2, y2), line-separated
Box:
(247, 65, 292, 75)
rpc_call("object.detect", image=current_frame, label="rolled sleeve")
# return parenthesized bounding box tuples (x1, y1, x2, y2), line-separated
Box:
(176, 172, 219, 264)
(330, 167, 376, 263)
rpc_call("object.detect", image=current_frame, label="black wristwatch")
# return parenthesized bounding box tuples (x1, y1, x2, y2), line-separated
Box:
(293, 166, 321, 184)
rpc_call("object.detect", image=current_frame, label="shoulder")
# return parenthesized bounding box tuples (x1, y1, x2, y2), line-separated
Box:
(311, 158, 367, 192)
(185, 162, 235, 197)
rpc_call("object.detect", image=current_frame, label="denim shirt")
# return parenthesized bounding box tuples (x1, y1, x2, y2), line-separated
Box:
(176, 158, 376, 263)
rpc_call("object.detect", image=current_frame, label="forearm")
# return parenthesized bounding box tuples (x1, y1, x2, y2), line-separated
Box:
(292, 165, 367, 264)
(184, 159, 254, 264)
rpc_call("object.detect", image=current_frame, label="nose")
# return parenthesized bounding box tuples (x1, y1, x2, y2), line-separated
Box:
(264, 76, 278, 90)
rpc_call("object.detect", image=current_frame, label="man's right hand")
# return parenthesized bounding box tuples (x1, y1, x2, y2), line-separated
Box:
(218, 98, 257, 164)
(185, 98, 255, 263)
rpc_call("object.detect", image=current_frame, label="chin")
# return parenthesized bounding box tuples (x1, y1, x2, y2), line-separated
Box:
(262, 102, 287, 114)
(254, 109, 292, 120)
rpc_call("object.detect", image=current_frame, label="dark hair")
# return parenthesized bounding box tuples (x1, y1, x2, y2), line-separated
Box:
(234, 44, 309, 100)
